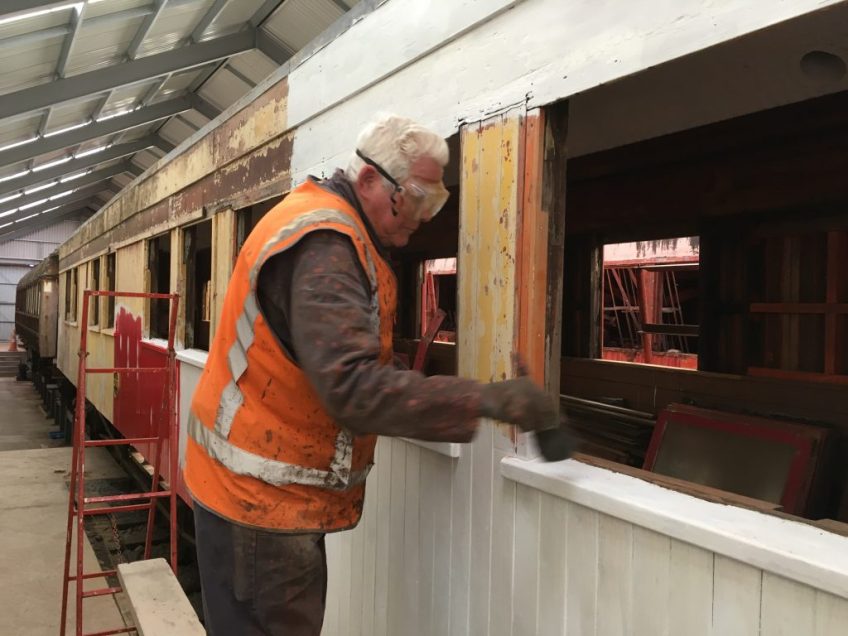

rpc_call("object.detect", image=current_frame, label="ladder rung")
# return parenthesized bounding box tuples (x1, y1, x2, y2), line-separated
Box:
(85, 437, 159, 447)
(83, 503, 153, 516)
(84, 491, 172, 505)
(83, 628, 137, 636)
(86, 367, 168, 374)
(68, 570, 116, 581)
(81, 586, 122, 598)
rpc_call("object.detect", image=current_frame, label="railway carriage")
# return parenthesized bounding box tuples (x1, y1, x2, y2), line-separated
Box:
(49, 1, 848, 633)
(15, 251, 60, 377)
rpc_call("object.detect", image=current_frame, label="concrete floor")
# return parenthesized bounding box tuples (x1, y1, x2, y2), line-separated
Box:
(0, 377, 128, 635)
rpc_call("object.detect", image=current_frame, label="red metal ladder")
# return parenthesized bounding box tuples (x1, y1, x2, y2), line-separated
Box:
(60, 289, 180, 636)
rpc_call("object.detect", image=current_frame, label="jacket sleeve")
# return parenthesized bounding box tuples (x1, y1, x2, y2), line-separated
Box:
(266, 230, 484, 442)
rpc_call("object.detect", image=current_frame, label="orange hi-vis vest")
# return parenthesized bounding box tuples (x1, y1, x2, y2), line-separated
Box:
(184, 180, 397, 531)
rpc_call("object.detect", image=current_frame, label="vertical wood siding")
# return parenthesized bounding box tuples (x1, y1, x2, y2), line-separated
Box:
(324, 464, 848, 635)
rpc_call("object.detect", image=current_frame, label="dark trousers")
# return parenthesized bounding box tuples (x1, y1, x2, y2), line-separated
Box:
(193, 503, 328, 636)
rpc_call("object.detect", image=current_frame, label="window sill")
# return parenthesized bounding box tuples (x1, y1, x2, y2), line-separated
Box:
(500, 456, 848, 599)
(402, 438, 462, 458)
(176, 349, 209, 369)
(64, 320, 78, 327)
(140, 337, 170, 351)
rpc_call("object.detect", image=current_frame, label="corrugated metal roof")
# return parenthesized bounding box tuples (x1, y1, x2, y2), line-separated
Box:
(0, 0, 359, 244)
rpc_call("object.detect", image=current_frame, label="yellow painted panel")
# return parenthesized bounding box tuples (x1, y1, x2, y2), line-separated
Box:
(211, 209, 236, 341)
(458, 121, 482, 380)
(457, 111, 522, 384)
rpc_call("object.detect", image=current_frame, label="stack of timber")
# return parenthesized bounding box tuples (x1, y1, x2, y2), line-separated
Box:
(561, 395, 655, 466)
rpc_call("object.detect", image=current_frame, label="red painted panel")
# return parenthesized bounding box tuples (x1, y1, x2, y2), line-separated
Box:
(113, 307, 188, 502)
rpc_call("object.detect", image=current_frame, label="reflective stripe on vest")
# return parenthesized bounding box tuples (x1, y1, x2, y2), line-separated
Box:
(188, 413, 372, 489)
(190, 207, 378, 490)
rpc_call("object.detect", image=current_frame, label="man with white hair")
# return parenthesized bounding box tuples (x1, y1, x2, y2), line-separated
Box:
(184, 113, 563, 635)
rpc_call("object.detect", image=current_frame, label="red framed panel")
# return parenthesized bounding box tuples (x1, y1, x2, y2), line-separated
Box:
(643, 404, 827, 515)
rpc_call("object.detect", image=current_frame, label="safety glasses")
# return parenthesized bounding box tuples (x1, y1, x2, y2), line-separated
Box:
(356, 150, 449, 221)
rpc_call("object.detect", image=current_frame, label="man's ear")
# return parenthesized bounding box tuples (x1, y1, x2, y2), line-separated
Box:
(356, 165, 377, 190)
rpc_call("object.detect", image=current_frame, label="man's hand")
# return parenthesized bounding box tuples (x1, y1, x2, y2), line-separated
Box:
(481, 376, 558, 431)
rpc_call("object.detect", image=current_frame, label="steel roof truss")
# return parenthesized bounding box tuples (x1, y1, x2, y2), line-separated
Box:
(0, 138, 156, 198)
(126, 0, 169, 61)
(0, 97, 190, 170)
(0, 30, 256, 121)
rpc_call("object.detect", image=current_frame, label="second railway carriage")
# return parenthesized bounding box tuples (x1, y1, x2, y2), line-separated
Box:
(15, 251, 60, 373)
(55, 1, 848, 634)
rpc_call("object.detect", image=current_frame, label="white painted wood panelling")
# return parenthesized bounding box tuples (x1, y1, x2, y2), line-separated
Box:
(713, 555, 762, 636)
(323, 443, 848, 635)
(287, 0, 845, 181)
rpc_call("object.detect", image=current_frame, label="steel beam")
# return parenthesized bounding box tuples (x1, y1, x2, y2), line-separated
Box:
(1, 162, 131, 213)
(250, 0, 284, 28)
(56, 2, 85, 78)
(256, 29, 293, 66)
(0, 182, 114, 227)
(0, 30, 256, 121)
(187, 94, 221, 121)
(0, 138, 155, 198)
(192, 0, 231, 42)
(0, 98, 190, 170)
(126, 0, 169, 60)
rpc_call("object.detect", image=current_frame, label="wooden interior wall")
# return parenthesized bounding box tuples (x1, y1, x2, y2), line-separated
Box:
(562, 91, 848, 418)
(566, 90, 848, 238)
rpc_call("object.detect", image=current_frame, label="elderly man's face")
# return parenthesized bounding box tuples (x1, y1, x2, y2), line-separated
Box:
(356, 156, 445, 248)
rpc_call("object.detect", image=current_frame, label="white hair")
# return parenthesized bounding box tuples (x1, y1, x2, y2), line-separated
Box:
(345, 113, 448, 183)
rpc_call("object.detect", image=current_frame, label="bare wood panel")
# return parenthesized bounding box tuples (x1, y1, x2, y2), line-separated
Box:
(210, 209, 235, 342)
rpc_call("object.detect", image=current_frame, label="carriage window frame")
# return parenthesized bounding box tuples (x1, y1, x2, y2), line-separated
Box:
(146, 233, 172, 340)
(64, 268, 78, 324)
(183, 220, 213, 351)
(105, 252, 116, 330)
(88, 257, 100, 329)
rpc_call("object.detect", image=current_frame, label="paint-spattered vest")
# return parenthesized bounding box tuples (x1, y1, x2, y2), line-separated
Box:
(184, 180, 396, 531)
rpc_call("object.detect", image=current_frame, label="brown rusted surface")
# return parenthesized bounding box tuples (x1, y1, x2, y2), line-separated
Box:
(61, 133, 293, 269)
(60, 79, 290, 267)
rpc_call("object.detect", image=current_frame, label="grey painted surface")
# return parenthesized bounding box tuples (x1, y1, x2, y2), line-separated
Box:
(0, 218, 83, 340)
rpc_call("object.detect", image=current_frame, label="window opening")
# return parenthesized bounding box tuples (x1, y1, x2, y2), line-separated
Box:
(147, 233, 171, 340)
(64, 268, 77, 322)
(105, 252, 116, 328)
(89, 258, 100, 326)
(601, 238, 699, 369)
(235, 197, 281, 258)
(421, 258, 457, 344)
(392, 133, 460, 375)
(184, 220, 213, 350)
